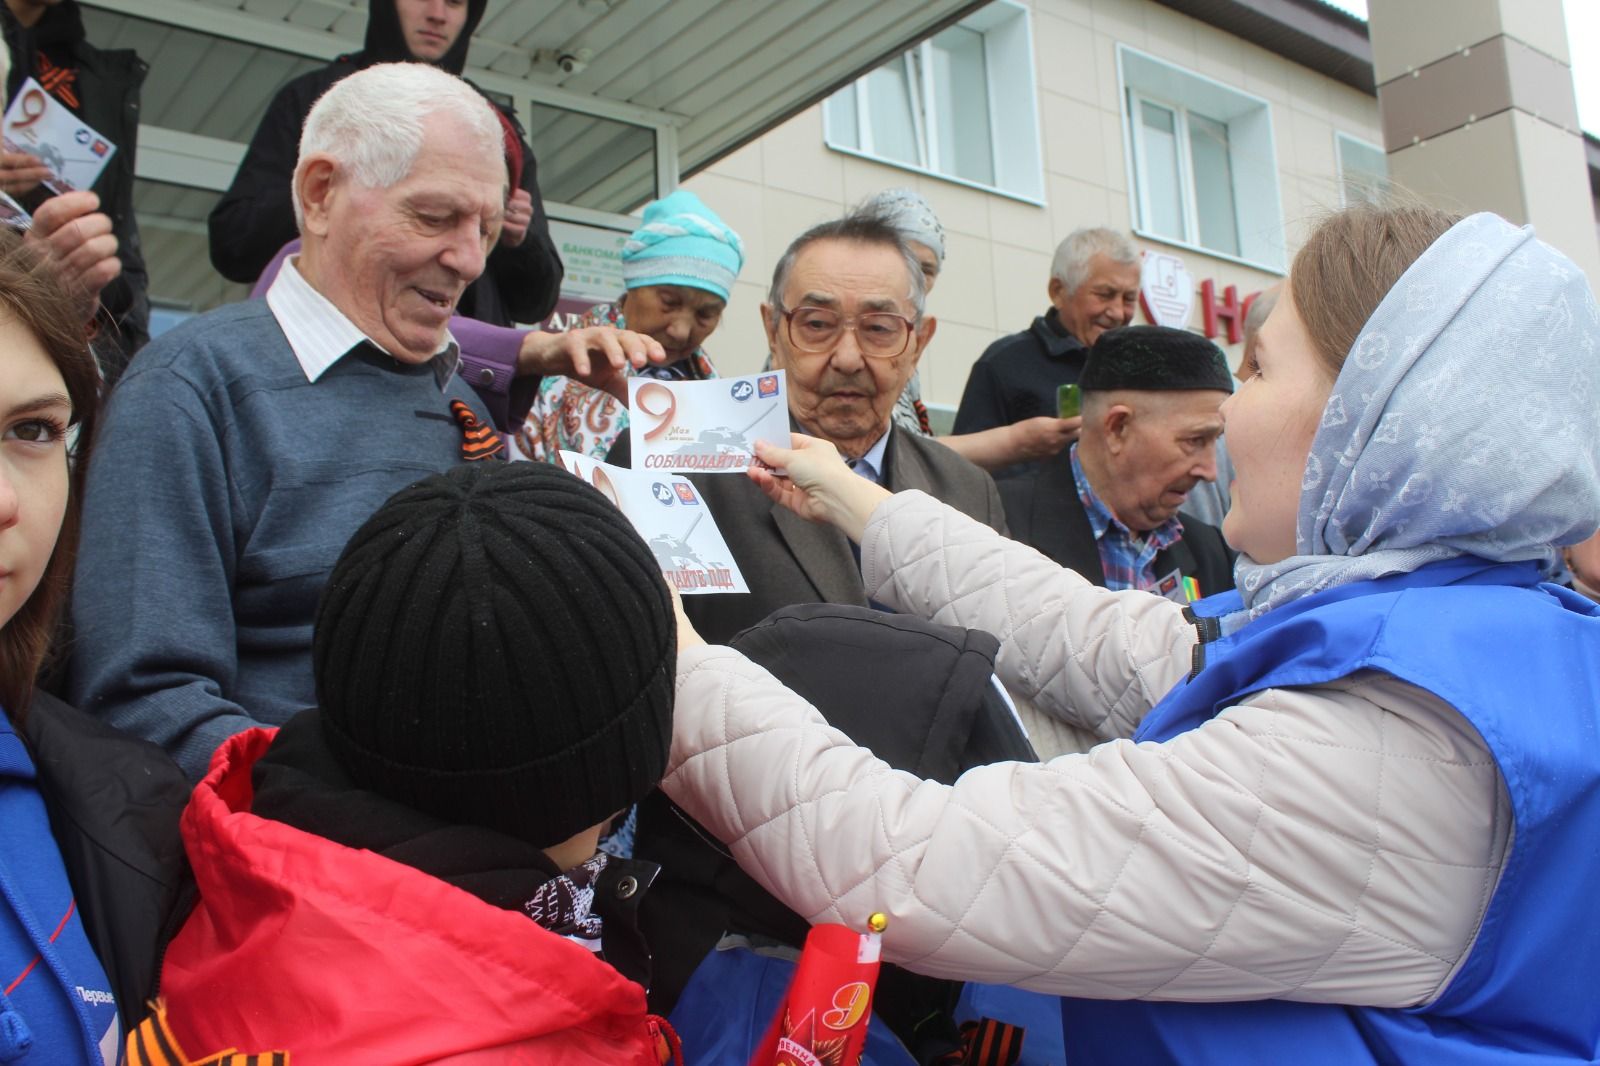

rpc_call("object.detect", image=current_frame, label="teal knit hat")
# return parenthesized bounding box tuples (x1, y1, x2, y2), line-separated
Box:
(621, 190, 744, 302)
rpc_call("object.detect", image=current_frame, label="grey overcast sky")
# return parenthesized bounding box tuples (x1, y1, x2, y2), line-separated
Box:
(1319, 0, 1600, 136)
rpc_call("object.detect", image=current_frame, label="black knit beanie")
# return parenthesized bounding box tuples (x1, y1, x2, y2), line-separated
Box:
(1080, 325, 1234, 393)
(313, 461, 676, 849)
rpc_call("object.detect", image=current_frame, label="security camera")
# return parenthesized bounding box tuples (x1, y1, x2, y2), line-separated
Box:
(556, 50, 591, 75)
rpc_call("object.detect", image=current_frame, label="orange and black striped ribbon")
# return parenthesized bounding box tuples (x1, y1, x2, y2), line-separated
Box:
(450, 399, 504, 461)
(126, 1001, 290, 1066)
(37, 54, 80, 110)
(931, 1017, 1025, 1066)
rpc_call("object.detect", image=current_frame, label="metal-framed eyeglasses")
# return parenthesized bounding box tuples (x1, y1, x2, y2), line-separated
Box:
(776, 303, 917, 359)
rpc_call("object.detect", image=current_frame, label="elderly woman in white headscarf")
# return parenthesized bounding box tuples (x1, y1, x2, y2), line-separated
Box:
(862, 188, 946, 438)
(866, 187, 1083, 474)
(661, 202, 1600, 1064)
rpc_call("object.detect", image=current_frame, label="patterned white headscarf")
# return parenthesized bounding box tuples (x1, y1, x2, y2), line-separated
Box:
(1233, 212, 1600, 621)
(863, 187, 946, 264)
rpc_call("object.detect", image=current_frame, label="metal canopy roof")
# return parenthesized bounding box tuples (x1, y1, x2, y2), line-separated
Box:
(78, 0, 988, 313)
(85, 0, 991, 216)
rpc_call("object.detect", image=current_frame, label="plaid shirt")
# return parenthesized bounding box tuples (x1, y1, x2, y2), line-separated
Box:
(1071, 445, 1184, 592)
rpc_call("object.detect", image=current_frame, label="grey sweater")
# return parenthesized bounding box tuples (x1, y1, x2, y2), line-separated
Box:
(70, 300, 500, 779)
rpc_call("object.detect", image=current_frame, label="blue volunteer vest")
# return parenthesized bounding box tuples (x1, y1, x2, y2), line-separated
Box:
(0, 721, 121, 1065)
(1058, 556, 1600, 1065)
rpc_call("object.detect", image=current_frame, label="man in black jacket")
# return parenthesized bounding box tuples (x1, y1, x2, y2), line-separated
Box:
(953, 227, 1140, 480)
(208, 0, 563, 327)
(1001, 325, 1235, 600)
(1, 0, 149, 380)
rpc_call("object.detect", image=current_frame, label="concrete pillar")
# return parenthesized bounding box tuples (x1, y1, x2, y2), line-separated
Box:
(1367, 0, 1600, 287)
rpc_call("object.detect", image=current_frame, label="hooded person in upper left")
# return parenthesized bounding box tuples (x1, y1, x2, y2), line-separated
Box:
(208, 0, 564, 328)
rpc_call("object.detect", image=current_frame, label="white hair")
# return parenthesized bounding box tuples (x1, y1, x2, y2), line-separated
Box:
(292, 62, 504, 229)
(1050, 227, 1139, 293)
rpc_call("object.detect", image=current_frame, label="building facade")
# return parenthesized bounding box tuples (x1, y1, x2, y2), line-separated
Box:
(95, 0, 1593, 422)
(682, 0, 1391, 420)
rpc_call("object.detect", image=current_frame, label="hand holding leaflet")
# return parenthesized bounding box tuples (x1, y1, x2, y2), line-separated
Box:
(1, 78, 117, 194)
(629, 371, 790, 473)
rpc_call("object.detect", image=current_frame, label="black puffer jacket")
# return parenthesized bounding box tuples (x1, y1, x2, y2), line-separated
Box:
(20, 691, 191, 1030)
(635, 604, 1037, 1056)
(206, 0, 563, 326)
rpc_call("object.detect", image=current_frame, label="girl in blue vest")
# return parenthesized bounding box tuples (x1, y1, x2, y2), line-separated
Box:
(662, 204, 1600, 1065)
(0, 228, 188, 1063)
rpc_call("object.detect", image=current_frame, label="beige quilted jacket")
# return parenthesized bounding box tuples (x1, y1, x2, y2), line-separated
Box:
(663, 491, 1511, 1008)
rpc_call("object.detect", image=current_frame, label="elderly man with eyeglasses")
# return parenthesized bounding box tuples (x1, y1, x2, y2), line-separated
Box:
(680, 207, 1007, 646)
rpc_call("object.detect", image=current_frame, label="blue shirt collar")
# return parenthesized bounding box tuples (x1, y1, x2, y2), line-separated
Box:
(849, 427, 892, 485)
(1070, 443, 1184, 552)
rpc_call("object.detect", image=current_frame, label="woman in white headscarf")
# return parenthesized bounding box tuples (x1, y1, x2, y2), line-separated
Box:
(865, 187, 1082, 473)
(660, 202, 1600, 1064)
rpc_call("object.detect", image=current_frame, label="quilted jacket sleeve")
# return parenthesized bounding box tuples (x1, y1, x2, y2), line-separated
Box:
(663, 648, 1509, 1008)
(663, 491, 1511, 1008)
(860, 490, 1196, 741)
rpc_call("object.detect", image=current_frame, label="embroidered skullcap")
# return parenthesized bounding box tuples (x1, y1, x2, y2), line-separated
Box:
(314, 462, 675, 849)
(1080, 325, 1233, 393)
(621, 189, 744, 302)
(863, 187, 945, 265)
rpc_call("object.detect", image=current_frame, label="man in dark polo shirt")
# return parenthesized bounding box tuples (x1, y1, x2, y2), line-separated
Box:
(954, 227, 1140, 479)
(1000, 325, 1235, 600)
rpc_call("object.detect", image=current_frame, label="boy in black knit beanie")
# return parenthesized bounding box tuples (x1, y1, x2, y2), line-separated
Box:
(155, 461, 680, 1062)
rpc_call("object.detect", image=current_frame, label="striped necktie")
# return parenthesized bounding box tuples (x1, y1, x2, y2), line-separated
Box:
(450, 399, 504, 461)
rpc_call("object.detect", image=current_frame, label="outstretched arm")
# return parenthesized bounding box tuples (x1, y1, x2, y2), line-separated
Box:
(663, 643, 1503, 1008)
(938, 416, 1081, 472)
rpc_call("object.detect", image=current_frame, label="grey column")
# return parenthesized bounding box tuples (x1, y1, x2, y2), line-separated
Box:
(1367, 0, 1600, 284)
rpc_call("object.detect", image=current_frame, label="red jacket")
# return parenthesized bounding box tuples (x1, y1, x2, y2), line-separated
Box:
(160, 729, 661, 1065)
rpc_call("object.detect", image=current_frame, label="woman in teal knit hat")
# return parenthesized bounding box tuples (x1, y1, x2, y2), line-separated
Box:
(516, 189, 744, 464)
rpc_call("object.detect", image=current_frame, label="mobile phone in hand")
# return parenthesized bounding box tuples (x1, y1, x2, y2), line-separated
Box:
(1057, 383, 1081, 419)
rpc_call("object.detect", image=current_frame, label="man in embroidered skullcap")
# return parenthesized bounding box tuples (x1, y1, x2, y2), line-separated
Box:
(516, 188, 745, 466)
(1000, 324, 1235, 599)
(69, 63, 663, 781)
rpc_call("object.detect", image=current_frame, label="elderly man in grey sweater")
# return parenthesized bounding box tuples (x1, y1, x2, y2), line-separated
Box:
(70, 62, 662, 779)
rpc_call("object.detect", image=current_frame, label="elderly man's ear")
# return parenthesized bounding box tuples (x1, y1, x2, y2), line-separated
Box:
(294, 155, 340, 238)
(1047, 275, 1068, 310)
(759, 302, 780, 355)
(1100, 403, 1134, 454)
(911, 315, 936, 364)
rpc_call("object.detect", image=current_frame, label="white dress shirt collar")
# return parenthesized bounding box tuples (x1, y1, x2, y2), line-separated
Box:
(265, 256, 459, 388)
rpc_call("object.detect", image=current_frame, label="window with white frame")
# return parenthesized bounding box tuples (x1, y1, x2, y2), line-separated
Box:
(1119, 47, 1285, 271)
(823, 2, 1043, 202)
(1336, 132, 1389, 206)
